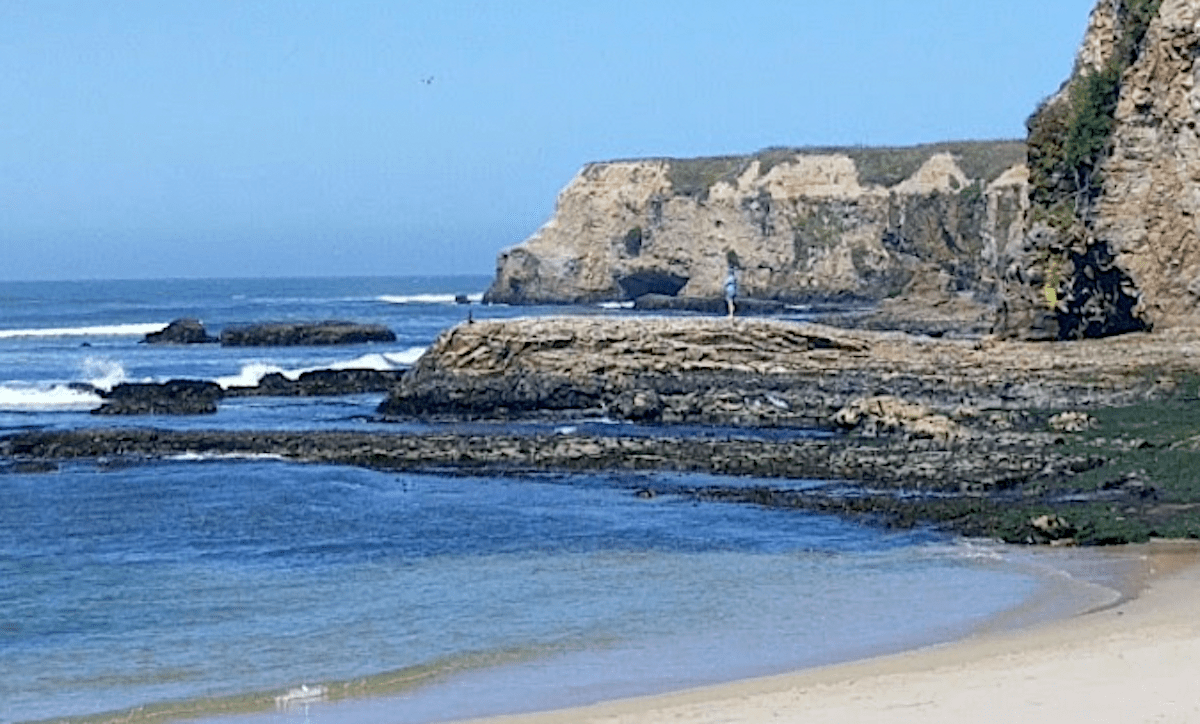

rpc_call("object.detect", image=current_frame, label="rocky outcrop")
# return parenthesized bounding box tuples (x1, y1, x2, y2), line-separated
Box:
(143, 318, 217, 344)
(484, 143, 1028, 320)
(94, 380, 224, 415)
(223, 369, 406, 397)
(998, 0, 1200, 338)
(831, 396, 964, 442)
(219, 321, 396, 347)
(378, 316, 1200, 425)
(90, 369, 407, 415)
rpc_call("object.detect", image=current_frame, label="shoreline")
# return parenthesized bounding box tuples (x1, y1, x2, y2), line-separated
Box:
(455, 540, 1200, 724)
(144, 539, 1166, 724)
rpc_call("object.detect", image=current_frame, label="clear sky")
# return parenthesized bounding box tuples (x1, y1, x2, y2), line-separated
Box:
(2, 0, 1097, 281)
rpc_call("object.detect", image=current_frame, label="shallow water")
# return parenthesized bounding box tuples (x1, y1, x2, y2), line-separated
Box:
(0, 459, 1046, 724)
(0, 276, 1082, 724)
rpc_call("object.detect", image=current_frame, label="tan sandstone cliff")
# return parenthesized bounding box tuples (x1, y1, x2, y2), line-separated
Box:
(999, 0, 1200, 338)
(484, 143, 1028, 313)
(489, 0, 1200, 341)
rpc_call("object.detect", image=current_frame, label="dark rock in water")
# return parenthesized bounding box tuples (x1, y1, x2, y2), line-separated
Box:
(144, 318, 218, 344)
(224, 369, 407, 397)
(455, 294, 471, 305)
(93, 380, 224, 415)
(219, 321, 396, 347)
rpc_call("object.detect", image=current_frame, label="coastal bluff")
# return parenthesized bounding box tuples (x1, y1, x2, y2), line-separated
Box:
(489, 0, 1200, 340)
(484, 143, 1028, 322)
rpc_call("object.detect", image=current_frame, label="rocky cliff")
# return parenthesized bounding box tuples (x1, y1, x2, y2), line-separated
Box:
(485, 142, 1028, 314)
(491, 0, 1200, 341)
(999, 0, 1200, 338)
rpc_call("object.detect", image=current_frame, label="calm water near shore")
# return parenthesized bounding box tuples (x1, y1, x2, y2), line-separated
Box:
(3, 459, 1064, 724)
(0, 277, 1129, 723)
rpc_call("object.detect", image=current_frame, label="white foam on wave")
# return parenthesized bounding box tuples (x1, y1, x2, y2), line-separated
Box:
(81, 357, 128, 392)
(215, 363, 295, 390)
(597, 301, 635, 310)
(167, 452, 290, 463)
(0, 357, 133, 412)
(0, 322, 168, 340)
(329, 348, 426, 369)
(377, 293, 483, 305)
(215, 347, 427, 390)
(0, 383, 102, 412)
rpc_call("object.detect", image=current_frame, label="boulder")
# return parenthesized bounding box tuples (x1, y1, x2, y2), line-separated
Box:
(143, 318, 217, 344)
(832, 396, 963, 442)
(219, 321, 396, 347)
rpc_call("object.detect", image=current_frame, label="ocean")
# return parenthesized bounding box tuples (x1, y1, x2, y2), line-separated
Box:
(0, 276, 1119, 724)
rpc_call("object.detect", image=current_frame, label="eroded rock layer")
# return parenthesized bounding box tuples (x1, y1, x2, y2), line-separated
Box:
(379, 316, 1199, 426)
(1000, 0, 1200, 338)
(485, 143, 1028, 318)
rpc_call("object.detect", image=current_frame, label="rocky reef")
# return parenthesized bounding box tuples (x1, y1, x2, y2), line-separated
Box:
(378, 316, 1189, 426)
(219, 321, 396, 346)
(143, 319, 397, 347)
(15, 314, 1200, 544)
(89, 369, 406, 415)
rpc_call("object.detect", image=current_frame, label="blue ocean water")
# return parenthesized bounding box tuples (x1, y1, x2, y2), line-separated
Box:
(0, 277, 1083, 724)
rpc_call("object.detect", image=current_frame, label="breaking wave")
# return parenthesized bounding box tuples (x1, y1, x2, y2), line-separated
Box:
(0, 358, 130, 412)
(0, 383, 102, 412)
(80, 357, 128, 392)
(377, 293, 483, 305)
(0, 322, 168, 340)
(215, 348, 426, 389)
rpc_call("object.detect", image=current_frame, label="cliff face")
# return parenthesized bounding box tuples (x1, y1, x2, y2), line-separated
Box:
(485, 143, 1028, 310)
(488, 1, 1200, 340)
(999, 0, 1200, 338)
(1095, 0, 1200, 324)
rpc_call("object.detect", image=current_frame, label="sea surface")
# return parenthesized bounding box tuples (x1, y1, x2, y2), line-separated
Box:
(0, 276, 1119, 724)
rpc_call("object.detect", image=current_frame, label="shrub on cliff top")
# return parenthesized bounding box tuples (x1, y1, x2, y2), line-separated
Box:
(650, 141, 1025, 198)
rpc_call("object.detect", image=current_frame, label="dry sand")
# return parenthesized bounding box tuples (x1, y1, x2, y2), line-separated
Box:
(464, 541, 1200, 724)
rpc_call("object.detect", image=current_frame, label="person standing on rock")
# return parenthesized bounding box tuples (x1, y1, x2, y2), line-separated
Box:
(724, 263, 739, 319)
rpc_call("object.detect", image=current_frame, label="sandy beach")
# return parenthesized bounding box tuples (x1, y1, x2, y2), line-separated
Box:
(465, 541, 1200, 724)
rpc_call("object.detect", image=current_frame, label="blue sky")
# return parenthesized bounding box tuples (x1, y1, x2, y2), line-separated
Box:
(2, 1, 1096, 281)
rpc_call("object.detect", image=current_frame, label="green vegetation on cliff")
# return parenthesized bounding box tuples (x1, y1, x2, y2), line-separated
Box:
(1027, 0, 1164, 222)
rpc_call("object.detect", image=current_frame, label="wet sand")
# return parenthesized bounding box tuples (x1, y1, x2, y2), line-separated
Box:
(460, 541, 1200, 724)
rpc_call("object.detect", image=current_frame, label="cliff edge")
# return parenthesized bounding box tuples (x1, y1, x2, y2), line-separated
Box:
(490, 0, 1200, 341)
(485, 142, 1028, 319)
